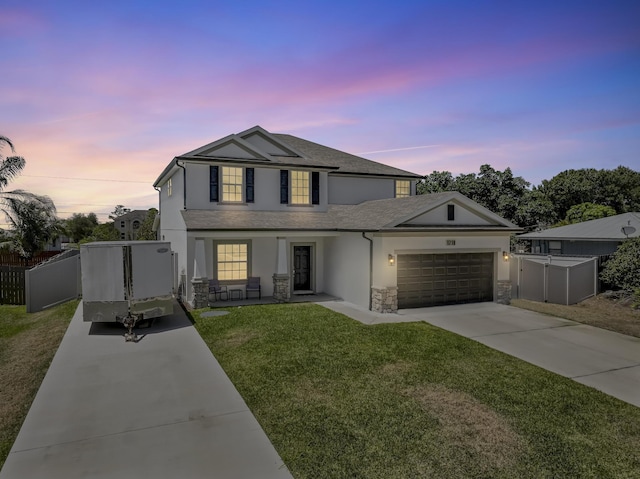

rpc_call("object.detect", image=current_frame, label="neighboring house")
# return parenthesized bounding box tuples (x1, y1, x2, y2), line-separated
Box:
(517, 212, 640, 256)
(114, 210, 148, 240)
(153, 125, 519, 312)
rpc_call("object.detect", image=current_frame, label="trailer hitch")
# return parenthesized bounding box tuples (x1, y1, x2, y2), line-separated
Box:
(117, 313, 143, 342)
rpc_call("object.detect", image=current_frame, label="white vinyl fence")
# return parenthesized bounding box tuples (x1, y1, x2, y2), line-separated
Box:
(25, 249, 81, 313)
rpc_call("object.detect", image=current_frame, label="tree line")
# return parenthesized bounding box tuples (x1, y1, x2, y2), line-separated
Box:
(418, 165, 640, 231)
(1, 135, 156, 259)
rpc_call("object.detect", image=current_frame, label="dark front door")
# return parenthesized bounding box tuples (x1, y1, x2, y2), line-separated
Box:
(293, 246, 311, 291)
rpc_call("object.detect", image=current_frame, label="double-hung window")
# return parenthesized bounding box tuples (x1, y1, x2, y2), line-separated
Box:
(210, 166, 254, 203)
(216, 242, 249, 281)
(222, 166, 243, 202)
(395, 180, 410, 198)
(291, 170, 310, 205)
(280, 170, 319, 205)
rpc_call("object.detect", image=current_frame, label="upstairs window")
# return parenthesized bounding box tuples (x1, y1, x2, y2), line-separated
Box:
(291, 170, 310, 204)
(210, 166, 254, 203)
(167, 178, 172, 197)
(222, 166, 243, 202)
(281, 170, 319, 205)
(395, 180, 410, 198)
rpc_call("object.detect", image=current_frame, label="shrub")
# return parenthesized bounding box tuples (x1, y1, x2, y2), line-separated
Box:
(600, 237, 640, 292)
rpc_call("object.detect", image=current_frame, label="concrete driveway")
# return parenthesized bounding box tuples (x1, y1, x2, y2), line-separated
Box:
(322, 301, 640, 408)
(0, 301, 292, 479)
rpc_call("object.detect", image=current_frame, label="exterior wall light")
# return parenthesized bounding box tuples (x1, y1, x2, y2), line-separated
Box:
(502, 251, 509, 261)
(388, 254, 395, 266)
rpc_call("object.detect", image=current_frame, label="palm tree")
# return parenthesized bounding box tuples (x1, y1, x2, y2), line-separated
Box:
(1, 135, 58, 258)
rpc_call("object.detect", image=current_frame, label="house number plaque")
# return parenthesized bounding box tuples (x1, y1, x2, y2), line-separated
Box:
(446, 239, 456, 246)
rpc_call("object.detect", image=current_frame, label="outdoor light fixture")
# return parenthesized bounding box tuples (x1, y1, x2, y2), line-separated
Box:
(388, 254, 395, 266)
(502, 251, 509, 261)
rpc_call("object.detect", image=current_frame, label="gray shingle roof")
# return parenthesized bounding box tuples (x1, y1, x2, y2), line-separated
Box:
(272, 134, 420, 178)
(181, 192, 519, 232)
(518, 212, 640, 240)
(162, 126, 421, 181)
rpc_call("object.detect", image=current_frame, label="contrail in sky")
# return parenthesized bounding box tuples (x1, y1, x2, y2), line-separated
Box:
(358, 145, 441, 155)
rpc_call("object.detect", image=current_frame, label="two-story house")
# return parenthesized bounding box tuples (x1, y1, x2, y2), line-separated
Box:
(153, 126, 519, 312)
(114, 210, 148, 240)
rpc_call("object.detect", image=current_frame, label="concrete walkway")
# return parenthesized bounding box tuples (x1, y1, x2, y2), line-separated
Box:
(321, 300, 640, 408)
(0, 302, 292, 479)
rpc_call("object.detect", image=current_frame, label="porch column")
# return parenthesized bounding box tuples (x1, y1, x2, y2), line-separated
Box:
(273, 237, 290, 302)
(191, 239, 208, 308)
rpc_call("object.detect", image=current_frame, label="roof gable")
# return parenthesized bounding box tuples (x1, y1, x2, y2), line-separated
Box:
(238, 125, 304, 158)
(385, 192, 517, 228)
(181, 134, 271, 161)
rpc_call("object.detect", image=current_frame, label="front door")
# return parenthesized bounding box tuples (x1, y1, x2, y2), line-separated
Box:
(293, 246, 312, 292)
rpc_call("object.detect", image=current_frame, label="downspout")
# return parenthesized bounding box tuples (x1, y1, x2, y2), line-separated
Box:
(362, 232, 373, 311)
(153, 186, 161, 239)
(176, 159, 187, 210)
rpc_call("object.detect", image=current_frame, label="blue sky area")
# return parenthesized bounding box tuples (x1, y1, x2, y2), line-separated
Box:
(1, 0, 639, 224)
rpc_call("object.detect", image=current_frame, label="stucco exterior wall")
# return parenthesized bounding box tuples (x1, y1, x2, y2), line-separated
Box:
(328, 176, 415, 204)
(184, 163, 329, 212)
(372, 232, 511, 294)
(324, 233, 371, 309)
(406, 203, 494, 226)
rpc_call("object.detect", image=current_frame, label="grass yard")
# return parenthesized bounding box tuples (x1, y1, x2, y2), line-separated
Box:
(512, 294, 640, 338)
(0, 300, 78, 470)
(195, 303, 640, 479)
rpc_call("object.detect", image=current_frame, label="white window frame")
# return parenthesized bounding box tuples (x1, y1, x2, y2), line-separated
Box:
(214, 240, 251, 284)
(395, 180, 410, 198)
(167, 178, 172, 197)
(290, 170, 310, 205)
(221, 166, 244, 203)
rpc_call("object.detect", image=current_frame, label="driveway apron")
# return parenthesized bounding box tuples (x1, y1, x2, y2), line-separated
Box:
(0, 301, 292, 479)
(322, 301, 640, 408)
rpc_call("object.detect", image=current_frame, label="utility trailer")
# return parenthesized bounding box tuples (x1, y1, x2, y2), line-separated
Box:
(80, 241, 174, 340)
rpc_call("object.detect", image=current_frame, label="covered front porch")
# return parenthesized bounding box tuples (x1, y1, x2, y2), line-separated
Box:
(205, 292, 340, 308)
(187, 231, 339, 308)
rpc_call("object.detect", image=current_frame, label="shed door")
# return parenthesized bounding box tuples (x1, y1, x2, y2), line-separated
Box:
(397, 253, 494, 308)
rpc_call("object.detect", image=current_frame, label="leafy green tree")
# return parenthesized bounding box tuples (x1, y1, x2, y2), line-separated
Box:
(1, 136, 58, 257)
(3, 196, 58, 258)
(600, 238, 640, 292)
(418, 164, 530, 225)
(417, 171, 455, 194)
(109, 205, 131, 220)
(83, 222, 120, 243)
(538, 167, 640, 220)
(562, 202, 616, 225)
(64, 212, 99, 243)
(136, 208, 158, 240)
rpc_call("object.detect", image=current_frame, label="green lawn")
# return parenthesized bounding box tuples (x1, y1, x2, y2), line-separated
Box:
(0, 300, 78, 470)
(194, 303, 640, 479)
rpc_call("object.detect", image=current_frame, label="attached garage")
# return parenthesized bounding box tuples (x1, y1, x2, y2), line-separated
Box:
(397, 252, 494, 308)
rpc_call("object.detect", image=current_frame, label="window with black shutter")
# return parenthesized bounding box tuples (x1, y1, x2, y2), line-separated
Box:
(245, 168, 254, 203)
(210, 166, 219, 202)
(280, 170, 289, 204)
(311, 171, 319, 205)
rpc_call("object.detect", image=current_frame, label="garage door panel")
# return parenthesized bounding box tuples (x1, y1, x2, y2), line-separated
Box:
(398, 252, 494, 308)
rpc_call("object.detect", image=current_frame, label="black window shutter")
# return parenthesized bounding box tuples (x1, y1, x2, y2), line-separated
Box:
(245, 168, 254, 203)
(280, 170, 289, 204)
(311, 171, 320, 205)
(210, 166, 219, 202)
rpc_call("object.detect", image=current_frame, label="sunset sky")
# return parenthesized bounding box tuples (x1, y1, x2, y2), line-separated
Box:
(1, 0, 639, 227)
